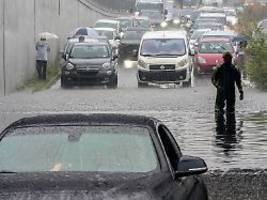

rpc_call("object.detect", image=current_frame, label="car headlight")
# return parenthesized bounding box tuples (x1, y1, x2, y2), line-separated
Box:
(66, 63, 74, 70)
(138, 60, 148, 69)
(173, 19, 180, 25)
(102, 62, 111, 70)
(160, 21, 168, 28)
(198, 57, 206, 64)
(178, 58, 188, 67)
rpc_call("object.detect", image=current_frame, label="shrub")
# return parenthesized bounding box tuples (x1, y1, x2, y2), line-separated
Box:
(246, 35, 267, 90)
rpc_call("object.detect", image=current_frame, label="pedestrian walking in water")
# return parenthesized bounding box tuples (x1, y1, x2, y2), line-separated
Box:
(36, 37, 50, 80)
(212, 52, 244, 125)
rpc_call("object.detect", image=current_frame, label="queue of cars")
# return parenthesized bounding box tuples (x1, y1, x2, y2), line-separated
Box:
(60, 5, 247, 88)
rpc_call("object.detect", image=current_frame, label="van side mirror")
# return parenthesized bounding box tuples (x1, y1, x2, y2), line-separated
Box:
(175, 155, 207, 178)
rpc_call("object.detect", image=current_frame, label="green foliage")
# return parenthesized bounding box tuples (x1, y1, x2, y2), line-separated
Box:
(246, 34, 267, 90)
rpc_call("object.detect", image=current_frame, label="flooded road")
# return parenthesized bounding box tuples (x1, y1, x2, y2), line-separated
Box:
(0, 65, 266, 170)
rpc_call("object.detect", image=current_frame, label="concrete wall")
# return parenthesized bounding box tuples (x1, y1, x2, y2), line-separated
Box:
(0, 0, 121, 95)
(0, 0, 4, 95)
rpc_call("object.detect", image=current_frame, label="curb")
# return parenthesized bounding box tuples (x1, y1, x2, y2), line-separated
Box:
(32, 73, 60, 93)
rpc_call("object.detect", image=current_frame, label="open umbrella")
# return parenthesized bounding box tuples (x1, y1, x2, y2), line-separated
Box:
(38, 32, 59, 40)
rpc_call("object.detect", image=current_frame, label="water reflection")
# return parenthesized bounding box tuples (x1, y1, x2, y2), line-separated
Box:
(215, 116, 244, 156)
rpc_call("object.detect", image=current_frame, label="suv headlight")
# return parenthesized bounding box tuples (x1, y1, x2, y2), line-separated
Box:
(66, 63, 74, 70)
(138, 60, 148, 69)
(178, 58, 188, 67)
(102, 62, 112, 70)
(198, 57, 206, 64)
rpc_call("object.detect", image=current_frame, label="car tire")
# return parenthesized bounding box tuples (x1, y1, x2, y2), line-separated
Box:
(61, 77, 71, 89)
(138, 81, 148, 88)
(182, 77, 192, 88)
(107, 75, 118, 89)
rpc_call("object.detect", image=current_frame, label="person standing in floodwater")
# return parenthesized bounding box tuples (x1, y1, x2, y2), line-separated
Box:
(36, 37, 50, 80)
(212, 52, 244, 125)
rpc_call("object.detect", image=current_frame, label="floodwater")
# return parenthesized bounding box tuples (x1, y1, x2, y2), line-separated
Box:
(163, 111, 267, 170)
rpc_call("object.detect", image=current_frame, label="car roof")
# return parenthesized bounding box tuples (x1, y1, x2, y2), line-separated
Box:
(94, 28, 116, 32)
(1, 114, 160, 132)
(142, 31, 187, 40)
(200, 13, 226, 17)
(96, 19, 119, 24)
(203, 30, 236, 36)
(200, 37, 233, 42)
(73, 41, 108, 46)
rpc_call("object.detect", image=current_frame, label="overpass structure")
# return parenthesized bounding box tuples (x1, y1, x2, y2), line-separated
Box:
(0, 0, 125, 95)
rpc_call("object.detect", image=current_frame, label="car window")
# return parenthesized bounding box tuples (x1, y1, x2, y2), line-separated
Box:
(70, 45, 110, 59)
(141, 39, 186, 56)
(199, 42, 234, 54)
(0, 125, 158, 173)
(158, 125, 180, 171)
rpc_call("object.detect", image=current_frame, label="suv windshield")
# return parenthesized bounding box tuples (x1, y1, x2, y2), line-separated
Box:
(141, 39, 186, 56)
(0, 126, 158, 173)
(199, 42, 234, 54)
(70, 45, 110, 59)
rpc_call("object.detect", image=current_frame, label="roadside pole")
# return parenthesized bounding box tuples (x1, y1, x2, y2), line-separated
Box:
(2, 0, 6, 95)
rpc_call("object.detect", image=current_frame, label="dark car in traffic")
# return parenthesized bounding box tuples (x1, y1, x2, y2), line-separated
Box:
(0, 114, 208, 200)
(119, 27, 149, 61)
(61, 40, 118, 88)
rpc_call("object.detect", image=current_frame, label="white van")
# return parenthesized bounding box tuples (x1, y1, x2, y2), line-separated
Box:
(137, 31, 193, 87)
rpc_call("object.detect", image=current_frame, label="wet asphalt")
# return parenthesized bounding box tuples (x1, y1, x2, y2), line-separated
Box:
(0, 64, 266, 199)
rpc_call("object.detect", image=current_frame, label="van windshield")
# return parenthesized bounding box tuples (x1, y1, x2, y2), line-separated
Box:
(140, 39, 186, 57)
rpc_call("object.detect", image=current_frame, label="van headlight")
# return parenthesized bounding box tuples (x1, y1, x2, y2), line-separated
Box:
(138, 60, 148, 69)
(66, 63, 74, 70)
(173, 19, 180, 25)
(177, 58, 188, 67)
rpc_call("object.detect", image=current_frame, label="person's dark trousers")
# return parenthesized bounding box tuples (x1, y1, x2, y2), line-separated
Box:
(42, 61, 47, 80)
(36, 60, 42, 79)
(215, 92, 236, 125)
(36, 60, 47, 80)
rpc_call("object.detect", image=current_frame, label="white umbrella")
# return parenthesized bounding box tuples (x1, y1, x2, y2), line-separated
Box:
(38, 32, 59, 40)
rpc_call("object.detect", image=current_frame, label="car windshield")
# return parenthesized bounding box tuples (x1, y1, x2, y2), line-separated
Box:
(118, 19, 132, 29)
(199, 42, 234, 54)
(141, 39, 186, 56)
(70, 45, 110, 59)
(122, 30, 145, 41)
(0, 125, 158, 173)
(134, 19, 150, 28)
(95, 22, 117, 29)
(96, 30, 113, 40)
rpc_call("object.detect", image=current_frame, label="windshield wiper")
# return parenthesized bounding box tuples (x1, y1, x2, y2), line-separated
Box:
(141, 53, 157, 57)
(0, 170, 17, 174)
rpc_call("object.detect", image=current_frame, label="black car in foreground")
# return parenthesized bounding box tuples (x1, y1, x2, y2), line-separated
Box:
(0, 114, 208, 200)
(61, 40, 118, 88)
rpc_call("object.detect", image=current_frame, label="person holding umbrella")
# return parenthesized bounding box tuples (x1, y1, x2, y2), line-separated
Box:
(35, 37, 50, 80)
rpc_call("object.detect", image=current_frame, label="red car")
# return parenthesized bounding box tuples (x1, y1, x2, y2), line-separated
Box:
(194, 38, 236, 74)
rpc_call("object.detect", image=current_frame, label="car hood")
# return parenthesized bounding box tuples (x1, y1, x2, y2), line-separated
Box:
(196, 53, 224, 65)
(69, 58, 110, 65)
(0, 172, 166, 200)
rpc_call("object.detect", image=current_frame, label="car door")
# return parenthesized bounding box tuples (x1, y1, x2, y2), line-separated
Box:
(158, 124, 200, 200)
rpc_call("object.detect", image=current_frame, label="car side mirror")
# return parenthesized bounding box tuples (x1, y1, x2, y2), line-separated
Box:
(132, 49, 138, 57)
(175, 155, 207, 178)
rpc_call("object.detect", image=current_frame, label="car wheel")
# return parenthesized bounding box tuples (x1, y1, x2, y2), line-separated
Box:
(61, 78, 71, 89)
(182, 77, 192, 88)
(138, 81, 148, 88)
(107, 75, 118, 89)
